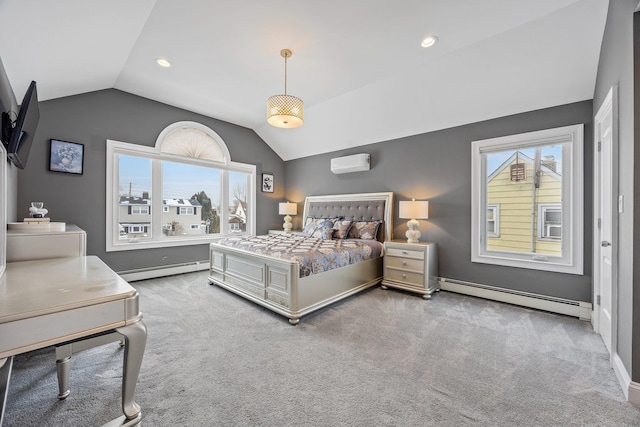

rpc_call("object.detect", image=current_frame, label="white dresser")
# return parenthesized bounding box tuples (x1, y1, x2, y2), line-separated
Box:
(6, 224, 86, 262)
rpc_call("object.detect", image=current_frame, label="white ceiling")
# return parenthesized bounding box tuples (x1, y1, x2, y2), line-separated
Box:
(0, 0, 608, 161)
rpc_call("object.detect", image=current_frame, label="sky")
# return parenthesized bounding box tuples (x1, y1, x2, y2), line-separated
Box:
(486, 144, 563, 176)
(118, 154, 249, 206)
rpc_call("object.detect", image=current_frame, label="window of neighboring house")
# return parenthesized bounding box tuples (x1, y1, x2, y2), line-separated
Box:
(486, 205, 500, 237)
(538, 204, 562, 240)
(106, 121, 256, 252)
(230, 223, 239, 231)
(179, 206, 195, 215)
(128, 225, 147, 234)
(131, 206, 149, 215)
(471, 124, 583, 275)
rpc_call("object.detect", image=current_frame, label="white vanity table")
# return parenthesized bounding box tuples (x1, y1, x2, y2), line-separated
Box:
(0, 225, 147, 426)
(0, 256, 146, 426)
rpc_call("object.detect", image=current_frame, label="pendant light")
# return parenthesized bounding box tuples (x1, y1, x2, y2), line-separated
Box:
(267, 49, 304, 128)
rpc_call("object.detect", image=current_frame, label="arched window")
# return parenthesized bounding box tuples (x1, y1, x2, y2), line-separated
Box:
(156, 121, 230, 162)
(106, 122, 256, 252)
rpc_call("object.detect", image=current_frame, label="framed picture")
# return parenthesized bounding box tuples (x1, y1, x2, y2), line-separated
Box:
(49, 139, 84, 175)
(262, 173, 274, 193)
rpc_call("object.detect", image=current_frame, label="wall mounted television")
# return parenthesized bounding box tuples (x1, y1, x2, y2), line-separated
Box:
(5, 80, 39, 169)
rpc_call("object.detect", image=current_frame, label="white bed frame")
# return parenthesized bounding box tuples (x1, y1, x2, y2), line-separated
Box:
(208, 192, 394, 324)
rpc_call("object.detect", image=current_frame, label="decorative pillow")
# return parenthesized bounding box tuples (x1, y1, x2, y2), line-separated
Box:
(302, 217, 324, 235)
(310, 225, 334, 240)
(332, 220, 353, 239)
(302, 217, 340, 236)
(302, 218, 325, 234)
(347, 220, 382, 240)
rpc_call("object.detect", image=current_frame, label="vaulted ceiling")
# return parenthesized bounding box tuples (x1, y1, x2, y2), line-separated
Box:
(0, 0, 608, 160)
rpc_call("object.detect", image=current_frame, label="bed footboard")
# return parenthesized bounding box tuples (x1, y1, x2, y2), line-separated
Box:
(208, 243, 382, 324)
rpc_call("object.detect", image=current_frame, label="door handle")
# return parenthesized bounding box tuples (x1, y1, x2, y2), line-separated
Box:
(601, 241, 611, 247)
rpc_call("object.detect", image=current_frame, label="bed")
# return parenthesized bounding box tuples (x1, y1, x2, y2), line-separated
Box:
(208, 192, 394, 324)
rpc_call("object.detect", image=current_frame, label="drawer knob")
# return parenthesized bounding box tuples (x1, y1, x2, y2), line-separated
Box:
(402, 261, 407, 266)
(402, 274, 407, 278)
(401, 251, 408, 254)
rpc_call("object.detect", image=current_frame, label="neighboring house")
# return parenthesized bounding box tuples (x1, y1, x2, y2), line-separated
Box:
(162, 198, 204, 236)
(118, 195, 204, 238)
(486, 152, 561, 256)
(118, 193, 151, 239)
(228, 201, 247, 233)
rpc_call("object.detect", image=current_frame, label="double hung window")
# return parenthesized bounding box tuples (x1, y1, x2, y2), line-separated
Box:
(486, 205, 500, 237)
(538, 204, 562, 240)
(471, 125, 583, 274)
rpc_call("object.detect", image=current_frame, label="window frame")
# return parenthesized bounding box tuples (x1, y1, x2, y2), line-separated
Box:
(106, 137, 256, 252)
(470, 124, 583, 275)
(486, 204, 500, 238)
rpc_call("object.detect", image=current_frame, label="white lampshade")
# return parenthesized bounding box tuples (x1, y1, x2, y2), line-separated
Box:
(279, 202, 297, 216)
(399, 200, 429, 219)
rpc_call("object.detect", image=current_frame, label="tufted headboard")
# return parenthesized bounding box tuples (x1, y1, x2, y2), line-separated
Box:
(302, 192, 394, 242)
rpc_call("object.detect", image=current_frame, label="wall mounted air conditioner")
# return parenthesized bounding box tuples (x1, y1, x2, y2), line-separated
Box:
(330, 153, 370, 174)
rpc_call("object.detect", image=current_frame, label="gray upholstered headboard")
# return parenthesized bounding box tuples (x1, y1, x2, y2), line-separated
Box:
(302, 192, 394, 241)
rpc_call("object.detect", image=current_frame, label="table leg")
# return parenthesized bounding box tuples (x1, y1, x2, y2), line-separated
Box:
(115, 320, 147, 422)
(0, 357, 13, 427)
(55, 353, 72, 399)
(55, 332, 123, 400)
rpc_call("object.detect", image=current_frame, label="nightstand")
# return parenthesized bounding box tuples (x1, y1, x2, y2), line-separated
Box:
(381, 240, 439, 299)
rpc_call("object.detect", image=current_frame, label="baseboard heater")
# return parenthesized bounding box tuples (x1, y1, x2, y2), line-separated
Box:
(439, 277, 592, 321)
(118, 260, 209, 282)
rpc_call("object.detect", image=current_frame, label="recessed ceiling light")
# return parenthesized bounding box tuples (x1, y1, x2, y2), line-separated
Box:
(155, 58, 171, 68)
(421, 36, 438, 48)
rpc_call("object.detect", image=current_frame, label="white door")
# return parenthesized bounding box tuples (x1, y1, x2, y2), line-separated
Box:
(594, 87, 616, 355)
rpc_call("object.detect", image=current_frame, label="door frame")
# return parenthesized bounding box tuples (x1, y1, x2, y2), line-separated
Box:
(593, 85, 619, 361)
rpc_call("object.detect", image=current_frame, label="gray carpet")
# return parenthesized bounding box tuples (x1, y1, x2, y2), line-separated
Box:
(4, 271, 640, 426)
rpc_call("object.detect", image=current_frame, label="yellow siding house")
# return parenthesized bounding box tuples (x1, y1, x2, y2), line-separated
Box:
(486, 151, 561, 256)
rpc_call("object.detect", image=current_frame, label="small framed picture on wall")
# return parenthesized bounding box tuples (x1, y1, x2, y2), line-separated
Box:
(49, 139, 84, 175)
(262, 173, 274, 193)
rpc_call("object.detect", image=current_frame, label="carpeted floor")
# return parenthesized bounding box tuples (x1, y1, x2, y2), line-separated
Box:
(4, 271, 640, 426)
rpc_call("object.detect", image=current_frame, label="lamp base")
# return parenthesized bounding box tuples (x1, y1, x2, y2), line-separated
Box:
(405, 218, 421, 243)
(283, 215, 293, 232)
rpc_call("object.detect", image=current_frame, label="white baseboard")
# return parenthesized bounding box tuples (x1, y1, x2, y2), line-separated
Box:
(628, 381, 640, 407)
(439, 277, 592, 320)
(613, 352, 640, 405)
(118, 260, 209, 282)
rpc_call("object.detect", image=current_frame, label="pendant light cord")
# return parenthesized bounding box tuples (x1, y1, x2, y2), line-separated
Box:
(283, 54, 288, 96)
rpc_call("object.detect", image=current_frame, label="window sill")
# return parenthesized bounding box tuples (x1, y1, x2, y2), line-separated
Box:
(472, 252, 583, 275)
(106, 234, 248, 252)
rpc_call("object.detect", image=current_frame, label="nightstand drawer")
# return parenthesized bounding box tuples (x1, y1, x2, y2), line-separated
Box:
(385, 269, 424, 286)
(386, 247, 424, 259)
(386, 256, 424, 271)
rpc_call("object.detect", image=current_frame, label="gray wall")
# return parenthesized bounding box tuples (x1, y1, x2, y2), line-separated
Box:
(16, 89, 285, 272)
(285, 101, 593, 302)
(593, 0, 636, 380)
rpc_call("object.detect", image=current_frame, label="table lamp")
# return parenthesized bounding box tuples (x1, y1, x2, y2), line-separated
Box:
(399, 199, 429, 243)
(278, 202, 297, 232)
